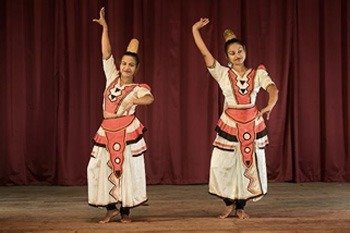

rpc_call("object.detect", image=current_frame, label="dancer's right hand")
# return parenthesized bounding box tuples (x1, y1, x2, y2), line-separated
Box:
(192, 18, 210, 30)
(93, 7, 107, 27)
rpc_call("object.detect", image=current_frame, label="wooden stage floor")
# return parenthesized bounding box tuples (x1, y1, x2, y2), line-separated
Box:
(0, 183, 349, 232)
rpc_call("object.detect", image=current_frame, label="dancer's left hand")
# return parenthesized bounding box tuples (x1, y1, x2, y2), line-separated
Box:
(121, 98, 136, 113)
(257, 106, 273, 120)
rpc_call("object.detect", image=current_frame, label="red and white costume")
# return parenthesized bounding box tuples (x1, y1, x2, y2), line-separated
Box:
(208, 60, 275, 202)
(88, 55, 151, 208)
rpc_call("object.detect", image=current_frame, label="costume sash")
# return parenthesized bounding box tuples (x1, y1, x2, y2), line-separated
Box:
(101, 115, 135, 173)
(225, 107, 258, 167)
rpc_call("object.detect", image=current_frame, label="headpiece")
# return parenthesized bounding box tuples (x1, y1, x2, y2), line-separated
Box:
(223, 29, 237, 42)
(126, 38, 139, 54)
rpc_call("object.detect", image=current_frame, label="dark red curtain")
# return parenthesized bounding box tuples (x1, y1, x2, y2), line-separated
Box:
(0, 0, 349, 185)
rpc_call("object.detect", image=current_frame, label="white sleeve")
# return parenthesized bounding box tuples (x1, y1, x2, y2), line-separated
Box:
(257, 68, 275, 90)
(136, 85, 152, 98)
(207, 60, 228, 83)
(102, 55, 118, 82)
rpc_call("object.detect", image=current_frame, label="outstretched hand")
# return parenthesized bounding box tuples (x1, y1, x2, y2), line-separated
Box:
(192, 18, 210, 30)
(92, 7, 107, 27)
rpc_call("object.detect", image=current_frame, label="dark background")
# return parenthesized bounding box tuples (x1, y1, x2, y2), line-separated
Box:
(0, 0, 349, 185)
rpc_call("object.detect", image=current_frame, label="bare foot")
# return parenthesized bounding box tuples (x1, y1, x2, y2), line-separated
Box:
(120, 214, 132, 223)
(98, 209, 119, 224)
(218, 204, 235, 219)
(236, 209, 250, 219)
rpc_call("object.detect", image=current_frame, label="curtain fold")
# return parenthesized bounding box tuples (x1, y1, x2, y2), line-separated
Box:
(0, 0, 348, 185)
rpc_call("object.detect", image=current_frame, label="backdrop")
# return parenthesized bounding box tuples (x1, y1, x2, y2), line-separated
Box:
(0, 0, 349, 185)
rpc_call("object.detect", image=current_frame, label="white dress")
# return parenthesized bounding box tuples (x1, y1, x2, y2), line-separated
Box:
(207, 60, 275, 202)
(87, 55, 151, 208)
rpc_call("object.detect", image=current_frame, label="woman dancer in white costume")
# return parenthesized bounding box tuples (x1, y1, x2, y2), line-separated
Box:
(88, 7, 154, 223)
(192, 18, 278, 219)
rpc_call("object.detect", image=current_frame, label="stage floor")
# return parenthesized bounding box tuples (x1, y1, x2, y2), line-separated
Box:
(0, 183, 349, 232)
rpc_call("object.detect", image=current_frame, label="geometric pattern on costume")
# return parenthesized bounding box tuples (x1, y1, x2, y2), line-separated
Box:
(229, 68, 256, 104)
(215, 67, 267, 195)
(225, 107, 257, 168)
(225, 107, 262, 195)
(104, 81, 137, 114)
(93, 116, 147, 176)
(208, 60, 274, 200)
(95, 80, 149, 175)
(88, 53, 151, 208)
(100, 116, 135, 173)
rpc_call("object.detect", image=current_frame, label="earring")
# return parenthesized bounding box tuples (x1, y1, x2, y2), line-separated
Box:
(228, 62, 232, 68)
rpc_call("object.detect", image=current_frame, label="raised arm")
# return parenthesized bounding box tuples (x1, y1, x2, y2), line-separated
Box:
(192, 18, 215, 67)
(93, 7, 112, 60)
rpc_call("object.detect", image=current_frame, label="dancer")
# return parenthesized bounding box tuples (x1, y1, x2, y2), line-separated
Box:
(88, 7, 154, 223)
(192, 18, 278, 219)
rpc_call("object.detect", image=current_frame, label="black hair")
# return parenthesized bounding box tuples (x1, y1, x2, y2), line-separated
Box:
(122, 51, 140, 65)
(224, 38, 246, 55)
